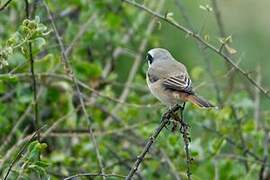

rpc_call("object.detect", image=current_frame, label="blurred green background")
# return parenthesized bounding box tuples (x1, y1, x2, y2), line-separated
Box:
(0, 0, 270, 179)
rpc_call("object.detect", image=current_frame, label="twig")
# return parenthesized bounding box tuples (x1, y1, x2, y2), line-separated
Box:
(160, 149, 182, 180)
(125, 104, 182, 180)
(180, 104, 192, 179)
(231, 107, 249, 171)
(201, 125, 262, 162)
(175, 0, 223, 107)
(213, 159, 219, 180)
(0, 90, 43, 153)
(3, 126, 45, 180)
(122, 0, 270, 100)
(0, 72, 161, 108)
(106, 145, 143, 179)
(211, 0, 236, 99)
(64, 173, 125, 180)
(0, 0, 12, 11)
(100, 0, 156, 79)
(254, 65, 261, 130)
(64, 13, 97, 57)
(259, 130, 269, 179)
(25, 0, 40, 141)
(43, 2, 106, 179)
(172, 103, 192, 180)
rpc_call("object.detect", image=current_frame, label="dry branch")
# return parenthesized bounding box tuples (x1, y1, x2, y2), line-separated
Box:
(0, 0, 13, 11)
(125, 104, 191, 180)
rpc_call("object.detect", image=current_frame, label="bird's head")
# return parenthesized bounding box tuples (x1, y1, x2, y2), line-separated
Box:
(146, 48, 173, 67)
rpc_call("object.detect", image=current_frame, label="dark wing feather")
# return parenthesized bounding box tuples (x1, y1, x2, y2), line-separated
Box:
(162, 74, 193, 93)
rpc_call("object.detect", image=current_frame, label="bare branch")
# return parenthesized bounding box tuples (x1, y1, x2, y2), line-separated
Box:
(24, 0, 40, 140)
(175, 0, 223, 107)
(254, 65, 261, 130)
(126, 104, 182, 180)
(0, 0, 12, 11)
(64, 13, 97, 57)
(64, 173, 125, 180)
(3, 126, 45, 180)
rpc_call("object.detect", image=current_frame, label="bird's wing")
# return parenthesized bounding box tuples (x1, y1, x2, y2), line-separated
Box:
(162, 73, 193, 93)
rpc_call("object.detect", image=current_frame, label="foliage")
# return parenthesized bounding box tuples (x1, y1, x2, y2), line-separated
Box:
(0, 0, 270, 179)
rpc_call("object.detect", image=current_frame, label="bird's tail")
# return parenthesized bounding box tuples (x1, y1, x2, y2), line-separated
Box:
(187, 94, 215, 108)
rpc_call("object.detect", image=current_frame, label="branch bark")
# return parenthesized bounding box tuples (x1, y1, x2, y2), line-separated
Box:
(126, 104, 185, 180)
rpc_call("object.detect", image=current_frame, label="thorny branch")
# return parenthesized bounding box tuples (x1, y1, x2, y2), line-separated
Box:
(126, 104, 191, 180)
(123, 0, 270, 100)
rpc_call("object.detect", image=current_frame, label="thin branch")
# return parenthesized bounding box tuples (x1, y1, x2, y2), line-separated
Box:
(25, 0, 40, 140)
(231, 107, 249, 171)
(0, 72, 160, 108)
(254, 65, 261, 130)
(171, 103, 192, 180)
(175, 0, 223, 107)
(160, 149, 182, 180)
(43, 2, 105, 178)
(125, 104, 182, 180)
(64, 173, 125, 180)
(100, 0, 156, 79)
(3, 126, 45, 180)
(0, 0, 12, 11)
(106, 145, 143, 179)
(0, 90, 43, 153)
(201, 125, 262, 162)
(211, 0, 236, 99)
(64, 13, 97, 57)
(259, 130, 269, 179)
(122, 0, 270, 100)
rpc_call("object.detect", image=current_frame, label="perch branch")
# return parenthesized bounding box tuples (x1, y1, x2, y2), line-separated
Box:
(125, 104, 182, 180)
(171, 103, 192, 180)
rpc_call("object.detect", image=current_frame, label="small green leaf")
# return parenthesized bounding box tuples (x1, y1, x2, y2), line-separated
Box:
(32, 37, 46, 49)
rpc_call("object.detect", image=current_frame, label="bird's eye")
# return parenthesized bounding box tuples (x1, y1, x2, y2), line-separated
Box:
(146, 53, 153, 64)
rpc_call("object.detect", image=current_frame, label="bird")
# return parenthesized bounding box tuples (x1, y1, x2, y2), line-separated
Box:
(146, 48, 214, 108)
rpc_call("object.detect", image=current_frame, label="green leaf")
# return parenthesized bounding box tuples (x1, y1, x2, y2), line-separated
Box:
(32, 37, 46, 49)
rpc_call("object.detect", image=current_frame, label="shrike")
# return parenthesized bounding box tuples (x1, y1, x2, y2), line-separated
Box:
(146, 48, 214, 108)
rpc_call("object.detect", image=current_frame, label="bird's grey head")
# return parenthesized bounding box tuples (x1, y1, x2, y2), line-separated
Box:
(146, 48, 173, 67)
